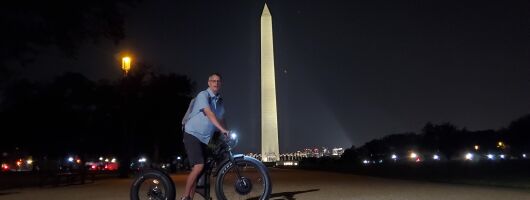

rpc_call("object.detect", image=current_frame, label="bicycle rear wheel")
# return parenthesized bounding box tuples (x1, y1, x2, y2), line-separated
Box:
(130, 169, 176, 200)
(215, 157, 271, 200)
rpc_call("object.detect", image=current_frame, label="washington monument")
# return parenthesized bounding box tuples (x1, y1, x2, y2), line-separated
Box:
(261, 3, 280, 162)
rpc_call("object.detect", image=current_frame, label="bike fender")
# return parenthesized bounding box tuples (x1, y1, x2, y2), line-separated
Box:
(214, 154, 245, 176)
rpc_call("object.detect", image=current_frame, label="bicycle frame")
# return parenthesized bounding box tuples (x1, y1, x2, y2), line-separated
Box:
(196, 142, 246, 200)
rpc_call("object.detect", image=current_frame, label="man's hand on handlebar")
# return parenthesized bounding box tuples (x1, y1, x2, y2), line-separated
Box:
(221, 129, 230, 137)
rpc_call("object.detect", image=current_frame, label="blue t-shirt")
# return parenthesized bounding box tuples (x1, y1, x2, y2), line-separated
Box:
(184, 88, 225, 144)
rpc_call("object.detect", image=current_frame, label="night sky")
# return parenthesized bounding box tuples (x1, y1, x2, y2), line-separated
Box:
(15, 0, 530, 153)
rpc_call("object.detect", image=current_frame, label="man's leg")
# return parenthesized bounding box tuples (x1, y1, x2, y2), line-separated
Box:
(183, 164, 203, 199)
(182, 133, 207, 199)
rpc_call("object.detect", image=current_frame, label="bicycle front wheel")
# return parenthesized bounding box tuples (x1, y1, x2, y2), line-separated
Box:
(215, 157, 271, 200)
(130, 169, 176, 200)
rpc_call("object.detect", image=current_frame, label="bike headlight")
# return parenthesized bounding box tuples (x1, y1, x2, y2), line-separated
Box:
(226, 131, 239, 150)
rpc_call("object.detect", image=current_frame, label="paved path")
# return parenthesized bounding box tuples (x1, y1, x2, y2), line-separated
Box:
(1, 168, 529, 200)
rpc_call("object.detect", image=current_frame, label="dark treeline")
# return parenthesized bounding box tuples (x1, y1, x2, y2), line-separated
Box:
(298, 116, 530, 188)
(1, 0, 138, 83)
(0, 64, 195, 163)
(340, 116, 530, 162)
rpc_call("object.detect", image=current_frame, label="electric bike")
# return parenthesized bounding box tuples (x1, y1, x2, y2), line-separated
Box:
(130, 132, 272, 200)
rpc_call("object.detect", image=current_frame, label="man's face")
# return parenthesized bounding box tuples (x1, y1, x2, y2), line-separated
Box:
(208, 75, 222, 93)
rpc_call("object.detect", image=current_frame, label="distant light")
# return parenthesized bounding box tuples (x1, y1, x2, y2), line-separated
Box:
(138, 158, 147, 163)
(99, 157, 103, 161)
(230, 133, 237, 140)
(363, 160, 369, 164)
(76, 159, 81, 164)
(391, 154, 397, 160)
(497, 141, 505, 148)
(410, 152, 418, 159)
(379, 160, 383, 163)
(474, 145, 479, 150)
(68, 157, 74, 162)
(26, 159, 33, 165)
(433, 155, 440, 160)
(122, 57, 131, 75)
(487, 154, 494, 160)
(177, 156, 181, 160)
(523, 154, 527, 158)
(111, 158, 117, 163)
(104, 158, 109, 162)
(500, 154, 505, 159)
(465, 153, 473, 160)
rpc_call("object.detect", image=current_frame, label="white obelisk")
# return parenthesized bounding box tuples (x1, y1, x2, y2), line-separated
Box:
(261, 3, 280, 162)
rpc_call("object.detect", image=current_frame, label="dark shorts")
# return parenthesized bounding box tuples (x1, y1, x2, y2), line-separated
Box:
(183, 133, 208, 166)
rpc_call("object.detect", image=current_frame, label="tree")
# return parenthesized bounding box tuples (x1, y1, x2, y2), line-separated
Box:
(505, 114, 530, 153)
(339, 145, 359, 164)
(421, 122, 460, 158)
(0, 0, 137, 82)
(0, 69, 194, 164)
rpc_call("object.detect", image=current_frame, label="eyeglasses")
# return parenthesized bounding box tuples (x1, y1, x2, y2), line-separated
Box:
(209, 80, 222, 83)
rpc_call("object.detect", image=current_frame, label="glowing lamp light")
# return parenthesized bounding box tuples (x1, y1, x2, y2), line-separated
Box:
(497, 141, 505, 149)
(500, 154, 505, 159)
(487, 154, 494, 160)
(433, 155, 440, 160)
(465, 153, 473, 160)
(111, 158, 117, 163)
(122, 57, 131, 76)
(26, 159, 33, 165)
(523, 154, 527, 158)
(104, 158, 109, 162)
(474, 145, 479, 150)
(99, 157, 103, 161)
(391, 154, 397, 160)
(410, 152, 418, 159)
(68, 157, 74, 162)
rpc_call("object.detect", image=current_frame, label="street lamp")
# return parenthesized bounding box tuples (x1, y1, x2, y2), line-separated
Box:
(119, 55, 132, 178)
(122, 56, 131, 76)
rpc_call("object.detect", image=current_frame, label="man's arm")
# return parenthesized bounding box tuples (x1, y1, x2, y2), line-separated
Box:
(220, 118, 227, 129)
(203, 107, 228, 134)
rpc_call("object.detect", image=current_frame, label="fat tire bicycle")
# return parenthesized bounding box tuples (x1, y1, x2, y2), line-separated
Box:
(130, 133, 272, 200)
